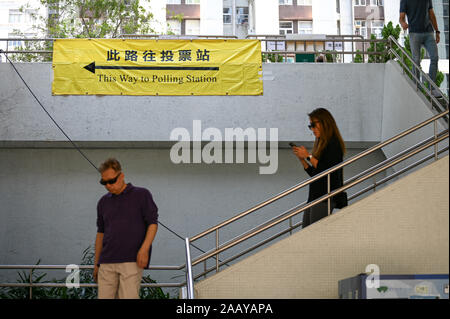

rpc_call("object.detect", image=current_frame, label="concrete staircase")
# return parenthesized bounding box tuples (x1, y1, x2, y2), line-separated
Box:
(194, 155, 449, 298)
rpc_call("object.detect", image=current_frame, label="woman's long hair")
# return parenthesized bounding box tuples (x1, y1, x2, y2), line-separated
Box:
(309, 108, 346, 159)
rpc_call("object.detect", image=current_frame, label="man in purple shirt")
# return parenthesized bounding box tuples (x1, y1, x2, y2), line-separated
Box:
(93, 158, 158, 299)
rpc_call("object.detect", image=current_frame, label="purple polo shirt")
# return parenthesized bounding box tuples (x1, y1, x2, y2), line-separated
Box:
(97, 183, 158, 268)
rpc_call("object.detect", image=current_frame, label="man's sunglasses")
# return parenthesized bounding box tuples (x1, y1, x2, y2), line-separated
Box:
(100, 172, 121, 186)
(308, 121, 320, 130)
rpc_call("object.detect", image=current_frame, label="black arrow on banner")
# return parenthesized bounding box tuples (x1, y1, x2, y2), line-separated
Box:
(83, 62, 219, 74)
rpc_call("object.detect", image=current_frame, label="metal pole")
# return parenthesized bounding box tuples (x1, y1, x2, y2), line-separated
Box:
(434, 120, 438, 160)
(184, 238, 194, 299)
(216, 229, 219, 272)
(29, 268, 32, 299)
(327, 174, 331, 215)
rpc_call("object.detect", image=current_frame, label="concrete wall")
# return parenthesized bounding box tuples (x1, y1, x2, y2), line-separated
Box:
(0, 147, 386, 295)
(194, 156, 449, 299)
(0, 63, 385, 145)
(381, 61, 448, 171)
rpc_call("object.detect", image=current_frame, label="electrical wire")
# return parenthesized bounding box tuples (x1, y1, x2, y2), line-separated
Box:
(0, 49, 212, 257)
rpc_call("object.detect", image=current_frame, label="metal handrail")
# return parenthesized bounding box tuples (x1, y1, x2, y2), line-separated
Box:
(0, 264, 186, 296)
(190, 110, 448, 243)
(190, 142, 449, 278)
(187, 108, 448, 272)
(388, 35, 449, 106)
(0, 264, 182, 270)
(119, 34, 239, 39)
(349, 145, 449, 201)
(189, 130, 448, 267)
(0, 37, 389, 63)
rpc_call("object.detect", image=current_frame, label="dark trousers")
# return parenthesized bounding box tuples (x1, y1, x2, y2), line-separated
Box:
(302, 200, 335, 229)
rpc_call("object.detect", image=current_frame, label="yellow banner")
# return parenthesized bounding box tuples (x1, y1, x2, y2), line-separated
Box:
(52, 39, 263, 96)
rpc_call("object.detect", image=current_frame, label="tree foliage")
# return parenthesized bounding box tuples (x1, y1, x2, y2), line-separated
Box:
(8, 0, 158, 61)
(41, 0, 155, 38)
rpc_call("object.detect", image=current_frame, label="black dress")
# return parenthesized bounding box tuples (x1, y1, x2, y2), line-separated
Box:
(303, 134, 344, 228)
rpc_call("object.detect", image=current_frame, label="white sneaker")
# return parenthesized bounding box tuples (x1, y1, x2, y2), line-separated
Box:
(432, 89, 443, 98)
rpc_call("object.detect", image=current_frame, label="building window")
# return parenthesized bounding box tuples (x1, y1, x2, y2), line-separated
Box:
(185, 0, 200, 4)
(297, 0, 312, 5)
(9, 10, 22, 24)
(371, 20, 384, 38)
(166, 0, 181, 4)
(23, 10, 37, 24)
(370, 0, 382, 5)
(354, 20, 367, 38)
(236, 7, 249, 25)
(8, 39, 23, 48)
(279, 0, 293, 4)
(279, 21, 293, 35)
(354, 0, 366, 6)
(298, 21, 313, 34)
(167, 19, 181, 35)
(223, 7, 232, 24)
(186, 19, 200, 35)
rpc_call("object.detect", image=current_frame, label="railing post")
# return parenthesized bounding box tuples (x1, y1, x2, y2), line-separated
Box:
(327, 174, 331, 215)
(184, 238, 195, 299)
(389, 37, 393, 61)
(216, 229, 219, 273)
(289, 217, 293, 235)
(29, 268, 32, 299)
(352, 37, 355, 62)
(434, 120, 438, 160)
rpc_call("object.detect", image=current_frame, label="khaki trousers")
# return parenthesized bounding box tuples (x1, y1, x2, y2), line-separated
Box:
(98, 262, 144, 299)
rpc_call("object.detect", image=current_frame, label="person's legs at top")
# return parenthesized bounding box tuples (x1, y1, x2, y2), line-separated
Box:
(422, 32, 441, 97)
(302, 201, 334, 229)
(409, 33, 424, 86)
(302, 207, 312, 229)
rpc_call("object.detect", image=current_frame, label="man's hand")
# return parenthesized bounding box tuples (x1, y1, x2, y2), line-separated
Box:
(436, 32, 440, 44)
(137, 248, 149, 269)
(400, 22, 408, 31)
(399, 12, 408, 31)
(93, 265, 99, 283)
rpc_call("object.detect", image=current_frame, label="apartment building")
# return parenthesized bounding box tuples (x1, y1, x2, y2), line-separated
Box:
(0, 0, 44, 49)
(163, 0, 389, 38)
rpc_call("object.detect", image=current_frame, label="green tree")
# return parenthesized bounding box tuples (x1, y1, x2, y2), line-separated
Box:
(367, 21, 401, 63)
(41, 0, 155, 38)
(9, 0, 157, 62)
(364, 21, 444, 92)
(354, 50, 363, 63)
